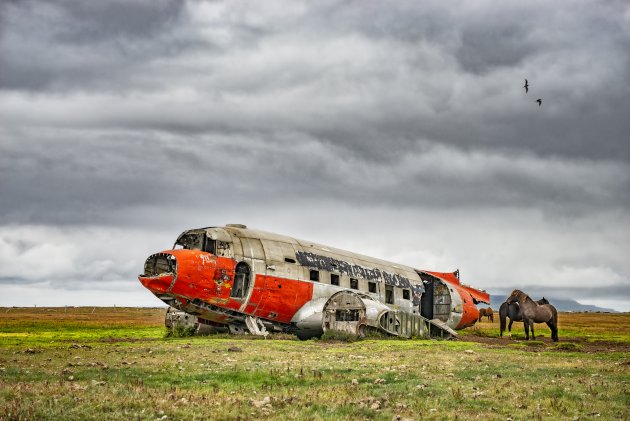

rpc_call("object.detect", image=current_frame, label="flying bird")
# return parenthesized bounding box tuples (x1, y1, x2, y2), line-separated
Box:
(524, 79, 529, 93)
(536, 98, 542, 106)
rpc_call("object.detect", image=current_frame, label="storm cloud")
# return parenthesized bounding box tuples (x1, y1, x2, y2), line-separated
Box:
(1, 0, 629, 309)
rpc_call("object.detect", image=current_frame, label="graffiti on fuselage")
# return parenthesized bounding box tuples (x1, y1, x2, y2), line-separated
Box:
(294, 250, 424, 306)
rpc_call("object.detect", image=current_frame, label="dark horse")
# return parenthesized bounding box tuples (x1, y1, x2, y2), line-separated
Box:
(506, 290, 558, 342)
(478, 307, 494, 322)
(499, 296, 548, 337)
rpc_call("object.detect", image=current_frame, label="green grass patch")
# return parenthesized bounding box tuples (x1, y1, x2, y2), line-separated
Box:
(320, 330, 358, 342)
(163, 325, 197, 338)
(553, 342, 583, 351)
(1, 309, 629, 420)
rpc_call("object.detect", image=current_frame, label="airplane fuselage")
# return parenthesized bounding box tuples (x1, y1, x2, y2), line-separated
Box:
(139, 225, 489, 338)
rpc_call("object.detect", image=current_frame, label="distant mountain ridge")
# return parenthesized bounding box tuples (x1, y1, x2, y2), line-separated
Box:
(488, 294, 617, 313)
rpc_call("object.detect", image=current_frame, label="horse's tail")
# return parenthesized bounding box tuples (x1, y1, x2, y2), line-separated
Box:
(499, 302, 507, 336)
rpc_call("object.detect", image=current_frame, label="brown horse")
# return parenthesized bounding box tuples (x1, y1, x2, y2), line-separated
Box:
(499, 297, 549, 337)
(506, 290, 558, 342)
(478, 307, 494, 322)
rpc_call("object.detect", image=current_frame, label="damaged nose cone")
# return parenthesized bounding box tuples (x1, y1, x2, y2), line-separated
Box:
(139, 253, 177, 294)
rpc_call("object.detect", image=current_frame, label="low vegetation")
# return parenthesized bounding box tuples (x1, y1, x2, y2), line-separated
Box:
(471, 311, 630, 343)
(164, 325, 198, 339)
(1, 307, 628, 420)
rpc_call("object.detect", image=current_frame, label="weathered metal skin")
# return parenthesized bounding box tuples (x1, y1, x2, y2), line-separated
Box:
(294, 251, 424, 306)
(322, 291, 390, 337)
(138, 225, 490, 339)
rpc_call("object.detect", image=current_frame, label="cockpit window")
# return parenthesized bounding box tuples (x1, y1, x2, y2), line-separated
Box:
(173, 231, 218, 254)
(174, 232, 205, 250)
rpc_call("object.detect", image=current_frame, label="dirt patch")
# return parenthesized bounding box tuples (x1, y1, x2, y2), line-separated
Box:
(459, 334, 630, 353)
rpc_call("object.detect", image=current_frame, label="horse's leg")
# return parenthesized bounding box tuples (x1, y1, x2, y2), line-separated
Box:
(553, 308, 559, 342)
(546, 321, 557, 342)
(499, 303, 512, 337)
(547, 307, 559, 342)
(523, 320, 529, 340)
(530, 320, 535, 340)
(508, 319, 513, 334)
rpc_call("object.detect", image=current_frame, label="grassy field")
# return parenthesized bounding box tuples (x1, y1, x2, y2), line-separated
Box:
(1, 308, 628, 420)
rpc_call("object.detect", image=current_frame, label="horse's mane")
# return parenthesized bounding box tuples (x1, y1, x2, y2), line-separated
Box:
(522, 292, 538, 305)
(513, 290, 536, 305)
(521, 292, 550, 307)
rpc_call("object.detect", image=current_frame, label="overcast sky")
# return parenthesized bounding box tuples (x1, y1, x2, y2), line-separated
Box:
(1, 0, 629, 311)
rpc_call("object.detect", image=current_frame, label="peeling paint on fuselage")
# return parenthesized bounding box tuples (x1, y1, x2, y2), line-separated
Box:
(295, 250, 424, 306)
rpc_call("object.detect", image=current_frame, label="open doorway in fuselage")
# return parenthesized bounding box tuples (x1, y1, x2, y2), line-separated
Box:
(420, 280, 434, 319)
(231, 262, 250, 299)
(419, 275, 451, 322)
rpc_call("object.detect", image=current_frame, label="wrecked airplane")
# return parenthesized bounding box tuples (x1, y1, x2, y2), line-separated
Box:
(139, 224, 489, 339)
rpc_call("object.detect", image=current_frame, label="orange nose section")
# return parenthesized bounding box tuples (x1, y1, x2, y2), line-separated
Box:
(139, 273, 175, 294)
(139, 252, 177, 294)
(166, 249, 220, 300)
(139, 249, 228, 301)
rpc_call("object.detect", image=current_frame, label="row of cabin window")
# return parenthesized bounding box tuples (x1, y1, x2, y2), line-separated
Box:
(309, 269, 411, 304)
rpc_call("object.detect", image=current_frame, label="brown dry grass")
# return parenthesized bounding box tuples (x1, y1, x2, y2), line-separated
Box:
(0, 307, 165, 327)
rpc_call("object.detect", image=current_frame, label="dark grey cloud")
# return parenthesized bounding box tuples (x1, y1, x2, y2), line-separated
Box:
(52, 0, 185, 43)
(1, 128, 626, 228)
(0, 0, 188, 91)
(0, 0, 628, 309)
(2, 0, 629, 161)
